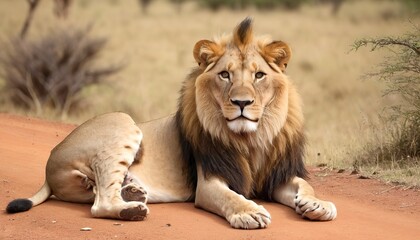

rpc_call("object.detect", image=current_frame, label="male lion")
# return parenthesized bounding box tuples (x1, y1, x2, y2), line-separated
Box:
(6, 18, 337, 229)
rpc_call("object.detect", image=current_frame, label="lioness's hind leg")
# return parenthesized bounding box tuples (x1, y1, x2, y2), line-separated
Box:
(90, 123, 149, 221)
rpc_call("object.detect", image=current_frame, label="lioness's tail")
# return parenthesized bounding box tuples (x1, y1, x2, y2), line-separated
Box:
(6, 181, 51, 213)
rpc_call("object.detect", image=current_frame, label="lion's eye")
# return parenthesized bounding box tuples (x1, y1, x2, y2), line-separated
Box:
(255, 72, 266, 81)
(218, 71, 230, 81)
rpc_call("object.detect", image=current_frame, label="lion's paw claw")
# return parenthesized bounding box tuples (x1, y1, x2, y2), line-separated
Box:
(294, 195, 337, 221)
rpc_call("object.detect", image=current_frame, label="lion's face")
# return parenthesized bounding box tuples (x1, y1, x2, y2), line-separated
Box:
(193, 19, 292, 135)
(196, 48, 284, 133)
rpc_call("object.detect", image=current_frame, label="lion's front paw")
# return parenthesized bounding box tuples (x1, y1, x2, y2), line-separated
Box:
(294, 195, 337, 221)
(227, 204, 271, 229)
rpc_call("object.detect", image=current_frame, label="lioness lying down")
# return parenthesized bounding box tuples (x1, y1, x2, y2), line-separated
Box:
(6, 18, 337, 229)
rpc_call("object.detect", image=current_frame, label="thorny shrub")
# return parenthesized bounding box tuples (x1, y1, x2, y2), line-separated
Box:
(352, 25, 419, 167)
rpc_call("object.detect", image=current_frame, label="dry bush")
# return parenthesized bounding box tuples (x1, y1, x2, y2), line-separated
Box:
(0, 27, 120, 117)
(352, 26, 419, 168)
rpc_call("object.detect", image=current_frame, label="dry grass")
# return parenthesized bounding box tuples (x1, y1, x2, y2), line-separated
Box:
(352, 119, 420, 187)
(0, 0, 419, 185)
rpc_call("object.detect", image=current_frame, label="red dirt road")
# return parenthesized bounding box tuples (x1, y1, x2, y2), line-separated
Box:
(1, 113, 419, 240)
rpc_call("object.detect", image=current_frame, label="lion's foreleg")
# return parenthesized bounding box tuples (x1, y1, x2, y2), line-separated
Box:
(273, 176, 337, 221)
(195, 167, 271, 229)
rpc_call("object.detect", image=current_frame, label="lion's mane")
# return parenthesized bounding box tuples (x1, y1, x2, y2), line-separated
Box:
(175, 22, 308, 201)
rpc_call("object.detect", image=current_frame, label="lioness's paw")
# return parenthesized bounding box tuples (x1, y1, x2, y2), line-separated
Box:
(121, 183, 148, 203)
(228, 205, 271, 229)
(92, 201, 149, 221)
(119, 202, 149, 221)
(294, 195, 337, 221)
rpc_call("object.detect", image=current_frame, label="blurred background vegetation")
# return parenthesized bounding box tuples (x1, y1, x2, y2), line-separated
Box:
(0, 0, 418, 186)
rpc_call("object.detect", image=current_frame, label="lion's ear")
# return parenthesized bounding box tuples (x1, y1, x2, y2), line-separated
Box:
(193, 40, 223, 69)
(261, 41, 291, 73)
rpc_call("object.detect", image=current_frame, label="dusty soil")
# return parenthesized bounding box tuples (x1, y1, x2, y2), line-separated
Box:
(1, 113, 419, 240)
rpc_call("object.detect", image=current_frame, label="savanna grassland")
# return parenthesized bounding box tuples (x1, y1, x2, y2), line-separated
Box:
(0, 0, 419, 185)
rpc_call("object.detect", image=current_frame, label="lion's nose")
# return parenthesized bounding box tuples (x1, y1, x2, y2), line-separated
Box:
(230, 99, 254, 111)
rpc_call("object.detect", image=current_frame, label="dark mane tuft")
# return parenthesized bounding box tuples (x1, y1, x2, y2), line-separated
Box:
(237, 17, 252, 43)
(234, 17, 254, 49)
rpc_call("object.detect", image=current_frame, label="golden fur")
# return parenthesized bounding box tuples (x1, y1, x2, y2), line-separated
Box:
(7, 18, 337, 229)
(177, 18, 307, 199)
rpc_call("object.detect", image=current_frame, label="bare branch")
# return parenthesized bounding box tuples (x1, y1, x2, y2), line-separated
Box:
(353, 37, 420, 55)
(20, 0, 40, 39)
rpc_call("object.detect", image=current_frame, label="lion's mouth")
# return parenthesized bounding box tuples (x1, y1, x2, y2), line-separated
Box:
(226, 115, 259, 123)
